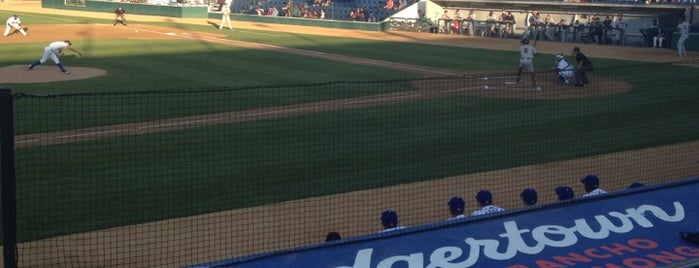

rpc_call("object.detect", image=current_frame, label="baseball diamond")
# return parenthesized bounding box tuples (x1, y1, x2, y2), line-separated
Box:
(1, 1, 698, 267)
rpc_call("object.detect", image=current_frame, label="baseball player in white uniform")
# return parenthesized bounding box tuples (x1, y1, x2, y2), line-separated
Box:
(28, 40, 83, 74)
(554, 53, 574, 85)
(219, 0, 233, 31)
(516, 39, 539, 90)
(470, 190, 504, 216)
(4, 14, 27, 37)
(580, 174, 607, 198)
(378, 209, 406, 233)
(677, 19, 690, 57)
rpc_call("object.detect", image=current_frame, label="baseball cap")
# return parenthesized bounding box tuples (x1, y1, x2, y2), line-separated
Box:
(520, 188, 537, 205)
(580, 174, 600, 187)
(556, 186, 574, 201)
(381, 209, 398, 228)
(475, 190, 492, 205)
(448, 196, 465, 213)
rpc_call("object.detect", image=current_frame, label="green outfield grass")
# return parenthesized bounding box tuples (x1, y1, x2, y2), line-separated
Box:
(2, 11, 698, 243)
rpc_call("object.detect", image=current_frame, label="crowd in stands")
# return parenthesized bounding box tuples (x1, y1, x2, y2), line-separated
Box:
(326, 174, 650, 241)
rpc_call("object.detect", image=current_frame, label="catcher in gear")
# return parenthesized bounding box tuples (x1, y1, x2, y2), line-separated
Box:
(516, 39, 539, 89)
(554, 53, 574, 85)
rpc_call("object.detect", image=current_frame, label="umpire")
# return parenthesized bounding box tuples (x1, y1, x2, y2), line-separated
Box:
(572, 47, 593, 87)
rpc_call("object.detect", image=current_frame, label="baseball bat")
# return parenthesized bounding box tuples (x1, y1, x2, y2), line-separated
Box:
(533, 28, 540, 47)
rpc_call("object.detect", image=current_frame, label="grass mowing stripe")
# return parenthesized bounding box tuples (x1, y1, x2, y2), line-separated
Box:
(14, 77, 699, 241)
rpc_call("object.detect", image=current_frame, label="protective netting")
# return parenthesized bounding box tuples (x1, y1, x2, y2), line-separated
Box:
(3, 61, 699, 267)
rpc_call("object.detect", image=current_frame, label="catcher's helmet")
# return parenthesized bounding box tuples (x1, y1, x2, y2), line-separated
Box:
(521, 38, 530, 45)
(555, 53, 565, 61)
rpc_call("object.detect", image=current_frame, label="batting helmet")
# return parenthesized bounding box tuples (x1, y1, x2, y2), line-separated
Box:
(521, 38, 530, 45)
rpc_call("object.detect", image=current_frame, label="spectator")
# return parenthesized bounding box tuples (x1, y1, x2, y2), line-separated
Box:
(556, 186, 574, 201)
(398, 0, 406, 9)
(325, 231, 341, 242)
(520, 188, 538, 206)
(628, 182, 645, 188)
(471, 190, 505, 216)
(379, 209, 406, 233)
(447, 196, 466, 221)
(572, 46, 593, 87)
(580, 174, 608, 197)
(384, 0, 394, 9)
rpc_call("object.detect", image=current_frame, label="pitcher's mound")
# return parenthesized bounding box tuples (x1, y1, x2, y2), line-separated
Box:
(0, 65, 107, 83)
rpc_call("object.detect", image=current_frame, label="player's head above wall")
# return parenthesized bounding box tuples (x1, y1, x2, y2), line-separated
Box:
(476, 190, 493, 206)
(556, 186, 574, 201)
(448, 196, 465, 215)
(381, 209, 398, 229)
(581, 174, 600, 192)
(520, 188, 537, 205)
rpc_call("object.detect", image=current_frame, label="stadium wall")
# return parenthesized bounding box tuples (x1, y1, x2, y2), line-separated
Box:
(41, 0, 209, 17)
(191, 177, 699, 268)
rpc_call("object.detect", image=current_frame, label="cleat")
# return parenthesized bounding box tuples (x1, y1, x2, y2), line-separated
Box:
(62, 71, 70, 75)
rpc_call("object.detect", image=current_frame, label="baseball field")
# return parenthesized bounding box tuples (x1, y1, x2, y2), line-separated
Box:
(1, 1, 699, 267)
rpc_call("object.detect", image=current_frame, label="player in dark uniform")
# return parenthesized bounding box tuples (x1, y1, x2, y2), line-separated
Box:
(114, 6, 127, 26)
(572, 47, 592, 87)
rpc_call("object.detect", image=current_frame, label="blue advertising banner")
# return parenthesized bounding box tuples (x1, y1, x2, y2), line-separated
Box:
(193, 178, 699, 268)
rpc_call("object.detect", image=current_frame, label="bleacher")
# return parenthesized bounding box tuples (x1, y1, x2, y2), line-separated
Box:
(231, 0, 404, 21)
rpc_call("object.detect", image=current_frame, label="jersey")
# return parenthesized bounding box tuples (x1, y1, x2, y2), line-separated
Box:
(678, 22, 690, 36)
(48, 41, 69, 54)
(6, 16, 21, 26)
(556, 59, 574, 78)
(471, 205, 505, 216)
(520, 44, 536, 62)
(582, 188, 607, 197)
